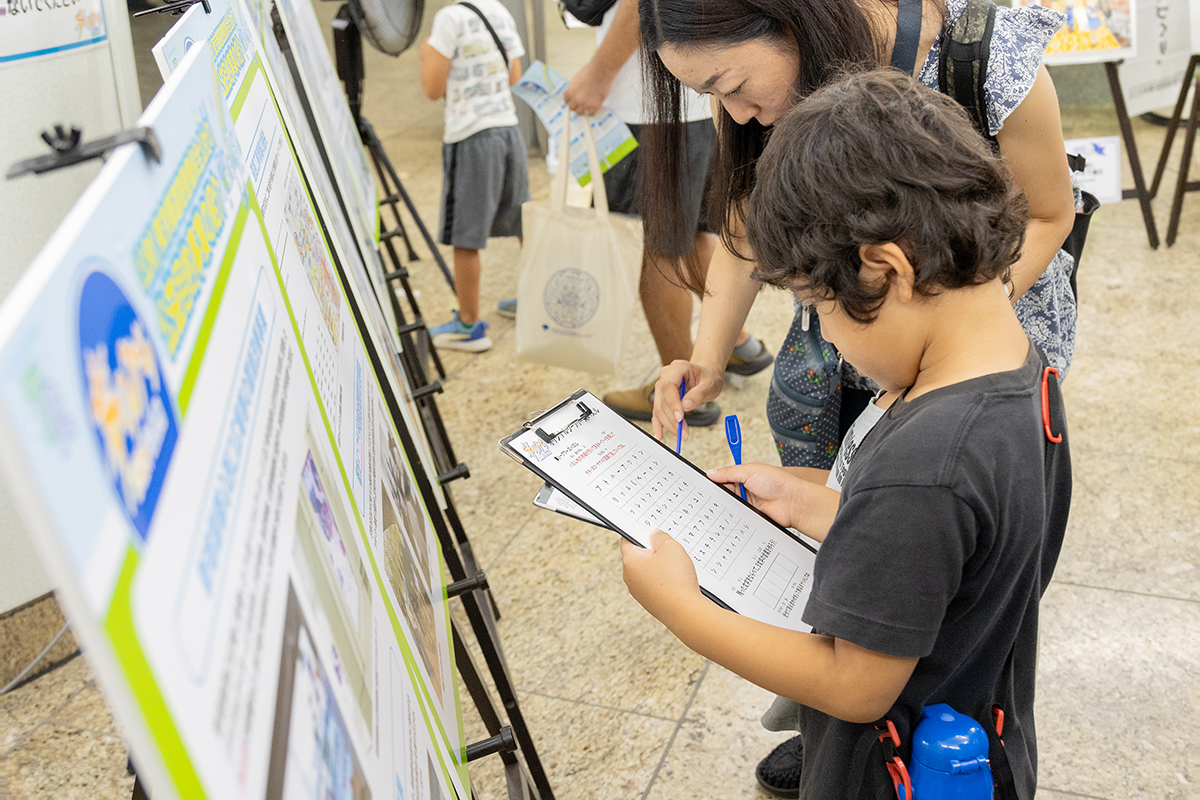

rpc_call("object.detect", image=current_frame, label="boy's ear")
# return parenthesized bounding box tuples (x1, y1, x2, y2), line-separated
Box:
(858, 243, 916, 302)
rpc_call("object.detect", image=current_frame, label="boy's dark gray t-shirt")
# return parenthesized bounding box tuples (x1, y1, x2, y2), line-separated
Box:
(764, 343, 1070, 800)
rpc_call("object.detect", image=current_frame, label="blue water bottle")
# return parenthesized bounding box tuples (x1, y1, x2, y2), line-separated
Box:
(909, 704, 993, 799)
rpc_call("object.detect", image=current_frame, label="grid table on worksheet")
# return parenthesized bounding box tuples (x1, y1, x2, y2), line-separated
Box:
(588, 445, 754, 580)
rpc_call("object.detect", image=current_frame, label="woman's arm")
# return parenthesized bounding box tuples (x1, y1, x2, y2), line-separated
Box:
(995, 66, 1075, 300)
(652, 225, 762, 439)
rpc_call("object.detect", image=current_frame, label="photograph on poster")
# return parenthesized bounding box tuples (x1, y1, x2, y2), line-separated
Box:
(293, 421, 374, 730)
(379, 419, 446, 700)
(267, 584, 372, 800)
(1019, 0, 1137, 63)
(285, 173, 342, 349)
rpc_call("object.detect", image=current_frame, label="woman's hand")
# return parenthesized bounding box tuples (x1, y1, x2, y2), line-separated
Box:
(621, 531, 704, 627)
(651, 360, 725, 442)
(707, 463, 840, 541)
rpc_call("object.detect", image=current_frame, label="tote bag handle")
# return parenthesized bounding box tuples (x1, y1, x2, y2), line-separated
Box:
(551, 115, 609, 216)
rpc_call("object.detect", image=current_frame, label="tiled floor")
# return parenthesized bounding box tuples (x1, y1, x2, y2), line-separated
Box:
(2, 2, 1198, 798)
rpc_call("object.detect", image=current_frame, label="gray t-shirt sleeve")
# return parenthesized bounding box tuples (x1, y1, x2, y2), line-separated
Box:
(801, 484, 977, 658)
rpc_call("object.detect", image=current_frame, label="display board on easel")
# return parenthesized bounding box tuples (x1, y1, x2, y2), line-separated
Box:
(1017, 0, 1161, 247)
(0, 38, 466, 800)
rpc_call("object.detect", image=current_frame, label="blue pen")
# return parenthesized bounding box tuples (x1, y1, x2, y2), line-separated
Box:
(724, 414, 748, 501)
(675, 379, 686, 454)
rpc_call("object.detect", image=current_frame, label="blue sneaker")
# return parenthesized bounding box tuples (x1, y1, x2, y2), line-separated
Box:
(430, 311, 492, 352)
(497, 298, 517, 319)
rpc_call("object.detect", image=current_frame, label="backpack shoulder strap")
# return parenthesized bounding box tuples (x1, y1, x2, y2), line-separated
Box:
(938, 0, 998, 142)
(458, 1, 509, 67)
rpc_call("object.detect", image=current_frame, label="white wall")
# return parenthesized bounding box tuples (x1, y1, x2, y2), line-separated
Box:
(0, 0, 141, 613)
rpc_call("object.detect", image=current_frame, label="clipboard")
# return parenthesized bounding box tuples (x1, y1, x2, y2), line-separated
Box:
(533, 482, 612, 529)
(500, 389, 816, 631)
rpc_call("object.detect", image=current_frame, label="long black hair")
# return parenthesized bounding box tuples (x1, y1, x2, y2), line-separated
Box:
(637, 0, 888, 290)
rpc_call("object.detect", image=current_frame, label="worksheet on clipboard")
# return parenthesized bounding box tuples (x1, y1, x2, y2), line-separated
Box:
(501, 390, 816, 632)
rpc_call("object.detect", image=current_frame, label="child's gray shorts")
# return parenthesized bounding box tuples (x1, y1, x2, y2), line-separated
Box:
(438, 125, 530, 250)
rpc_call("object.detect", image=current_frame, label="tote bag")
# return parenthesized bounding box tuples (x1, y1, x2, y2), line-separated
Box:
(515, 119, 635, 374)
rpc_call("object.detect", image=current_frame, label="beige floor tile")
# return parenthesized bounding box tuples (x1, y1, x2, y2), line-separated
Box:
(50, 681, 122, 738)
(483, 511, 707, 719)
(467, 694, 676, 800)
(646, 662, 788, 800)
(1035, 583, 1199, 798)
(4, 723, 133, 800)
(2, 705, 22, 752)
(1056, 451, 1199, 600)
(0, 656, 91, 746)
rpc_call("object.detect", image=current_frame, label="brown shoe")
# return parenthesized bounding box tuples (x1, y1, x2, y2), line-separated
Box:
(602, 383, 721, 427)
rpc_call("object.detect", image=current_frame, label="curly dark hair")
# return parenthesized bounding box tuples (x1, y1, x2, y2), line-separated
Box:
(746, 70, 1029, 322)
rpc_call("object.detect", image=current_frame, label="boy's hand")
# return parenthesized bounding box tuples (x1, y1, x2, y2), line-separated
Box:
(707, 463, 813, 533)
(620, 531, 702, 627)
(651, 360, 724, 441)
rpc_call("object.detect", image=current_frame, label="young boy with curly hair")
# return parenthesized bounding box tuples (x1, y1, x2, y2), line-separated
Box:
(620, 70, 1071, 800)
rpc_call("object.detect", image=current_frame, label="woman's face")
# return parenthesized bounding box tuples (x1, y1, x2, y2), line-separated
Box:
(658, 38, 800, 127)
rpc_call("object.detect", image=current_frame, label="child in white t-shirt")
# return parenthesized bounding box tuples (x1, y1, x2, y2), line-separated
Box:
(419, 0, 530, 352)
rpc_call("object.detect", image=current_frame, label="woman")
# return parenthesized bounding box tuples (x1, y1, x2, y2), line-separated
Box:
(643, 0, 1077, 470)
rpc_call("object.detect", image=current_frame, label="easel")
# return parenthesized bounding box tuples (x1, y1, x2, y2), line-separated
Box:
(1104, 60, 1161, 248)
(6, 123, 532, 800)
(271, 9, 556, 799)
(1148, 53, 1200, 246)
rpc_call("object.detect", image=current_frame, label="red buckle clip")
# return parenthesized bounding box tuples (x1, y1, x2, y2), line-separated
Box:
(992, 706, 1006, 738)
(878, 719, 901, 748)
(877, 721, 912, 799)
(886, 756, 913, 800)
(1041, 366, 1062, 444)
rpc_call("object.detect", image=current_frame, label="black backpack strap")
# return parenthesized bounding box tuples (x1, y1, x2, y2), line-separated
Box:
(983, 705, 1021, 800)
(1037, 350, 1070, 594)
(938, 0, 998, 143)
(844, 719, 913, 800)
(891, 0, 924, 74)
(458, 1, 509, 67)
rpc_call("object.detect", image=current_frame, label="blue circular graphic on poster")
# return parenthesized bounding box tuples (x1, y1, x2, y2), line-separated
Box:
(77, 270, 178, 545)
(542, 268, 600, 329)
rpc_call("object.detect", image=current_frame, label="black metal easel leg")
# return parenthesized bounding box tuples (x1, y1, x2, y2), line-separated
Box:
(1105, 61, 1160, 248)
(456, 587, 554, 799)
(1149, 55, 1199, 199)
(454, 621, 540, 800)
(360, 118, 457, 291)
(377, 212, 447, 381)
(1166, 76, 1200, 246)
(380, 198, 421, 262)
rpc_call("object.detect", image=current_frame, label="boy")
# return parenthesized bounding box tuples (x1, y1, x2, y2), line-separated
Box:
(420, 0, 530, 352)
(621, 70, 1071, 799)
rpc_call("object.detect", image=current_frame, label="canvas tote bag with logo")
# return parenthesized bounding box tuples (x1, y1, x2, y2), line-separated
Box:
(515, 118, 635, 374)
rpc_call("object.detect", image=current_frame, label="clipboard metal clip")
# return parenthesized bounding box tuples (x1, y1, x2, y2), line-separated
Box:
(531, 401, 594, 444)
